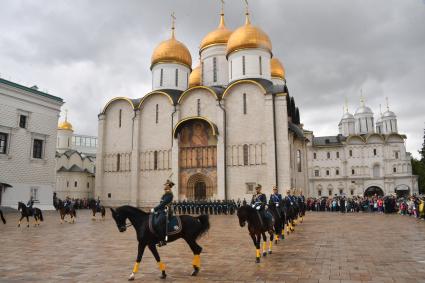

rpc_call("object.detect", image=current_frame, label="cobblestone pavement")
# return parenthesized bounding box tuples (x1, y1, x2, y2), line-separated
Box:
(1, 210, 425, 283)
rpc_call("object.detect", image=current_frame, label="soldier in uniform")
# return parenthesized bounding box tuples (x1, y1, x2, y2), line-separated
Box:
(27, 196, 34, 215)
(151, 179, 174, 247)
(251, 184, 274, 233)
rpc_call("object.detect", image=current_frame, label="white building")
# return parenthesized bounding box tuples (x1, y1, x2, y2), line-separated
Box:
(306, 99, 418, 198)
(96, 9, 309, 207)
(0, 78, 63, 210)
(55, 113, 96, 200)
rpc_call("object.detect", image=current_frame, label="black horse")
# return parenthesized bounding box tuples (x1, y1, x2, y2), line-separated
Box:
(0, 209, 6, 224)
(268, 202, 285, 244)
(17, 202, 44, 227)
(110, 206, 209, 281)
(237, 205, 275, 263)
(282, 198, 296, 233)
(89, 199, 106, 220)
(56, 199, 77, 224)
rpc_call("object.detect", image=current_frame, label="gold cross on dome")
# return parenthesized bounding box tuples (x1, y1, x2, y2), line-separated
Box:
(171, 12, 176, 37)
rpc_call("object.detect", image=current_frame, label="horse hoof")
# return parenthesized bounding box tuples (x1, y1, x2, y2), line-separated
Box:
(160, 271, 167, 279)
(255, 257, 260, 263)
(262, 252, 267, 257)
(128, 273, 135, 281)
(191, 266, 199, 276)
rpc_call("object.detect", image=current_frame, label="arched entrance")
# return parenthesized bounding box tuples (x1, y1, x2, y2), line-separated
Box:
(174, 117, 218, 200)
(364, 186, 384, 197)
(395, 184, 410, 198)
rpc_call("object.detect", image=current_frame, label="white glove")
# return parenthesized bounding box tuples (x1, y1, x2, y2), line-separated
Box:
(150, 208, 155, 213)
(251, 204, 256, 208)
(256, 206, 261, 210)
(276, 203, 279, 207)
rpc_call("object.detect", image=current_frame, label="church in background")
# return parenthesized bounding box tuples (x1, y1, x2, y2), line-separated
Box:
(96, 7, 309, 207)
(55, 112, 97, 200)
(306, 99, 418, 198)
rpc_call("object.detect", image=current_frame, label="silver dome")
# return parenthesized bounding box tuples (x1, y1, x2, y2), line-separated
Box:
(355, 105, 373, 115)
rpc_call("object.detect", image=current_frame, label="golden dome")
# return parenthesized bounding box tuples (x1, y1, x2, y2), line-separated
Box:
(226, 13, 272, 56)
(151, 28, 192, 69)
(270, 58, 285, 79)
(189, 65, 201, 87)
(200, 13, 233, 52)
(58, 110, 73, 131)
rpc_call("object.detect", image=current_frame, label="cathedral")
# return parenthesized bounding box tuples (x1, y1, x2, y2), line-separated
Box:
(96, 7, 309, 207)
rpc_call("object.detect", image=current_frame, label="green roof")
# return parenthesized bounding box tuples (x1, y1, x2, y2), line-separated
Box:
(0, 78, 63, 102)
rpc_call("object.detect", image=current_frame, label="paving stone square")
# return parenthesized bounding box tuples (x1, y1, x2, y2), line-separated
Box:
(1, 210, 425, 282)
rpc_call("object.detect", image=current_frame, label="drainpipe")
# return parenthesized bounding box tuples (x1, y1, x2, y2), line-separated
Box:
(218, 100, 227, 200)
(272, 94, 279, 188)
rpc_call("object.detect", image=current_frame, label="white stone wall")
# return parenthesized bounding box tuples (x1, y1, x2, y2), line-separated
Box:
(228, 49, 271, 82)
(200, 45, 229, 87)
(0, 81, 63, 209)
(152, 63, 190, 91)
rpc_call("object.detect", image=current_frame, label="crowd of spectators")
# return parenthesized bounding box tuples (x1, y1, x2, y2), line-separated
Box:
(306, 195, 425, 219)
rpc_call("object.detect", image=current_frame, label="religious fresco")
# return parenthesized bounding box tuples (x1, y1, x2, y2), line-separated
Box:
(177, 120, 217, 200)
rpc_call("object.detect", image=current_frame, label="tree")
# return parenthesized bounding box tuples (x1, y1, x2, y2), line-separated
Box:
(411, 158, 425, 194)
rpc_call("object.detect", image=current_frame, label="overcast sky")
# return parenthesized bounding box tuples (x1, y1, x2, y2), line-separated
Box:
(1, 0, 424, 157)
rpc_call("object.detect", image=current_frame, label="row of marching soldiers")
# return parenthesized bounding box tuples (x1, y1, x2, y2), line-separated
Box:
(171, 200, 238, 215)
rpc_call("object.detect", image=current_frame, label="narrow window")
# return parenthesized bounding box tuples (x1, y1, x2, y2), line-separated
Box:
(108, 193, 111, 198)
(336, 152, 340, 158)
(0, 132, 8, 154)
(373, 149, 377, 156)
(313, 152, 317, 159)
(314, 170, 320, 177)
(395, 152, 399, 159)
(160, 68, 164, 86)
(259, 56, 262, 75)
(30, 187, 39, 201)
(328, 190, 332, 196)
(336, 169, 339, 175)
(175, 68, 179, 86)
(351, 169, 355, 175)
(326, 170, 330, 176)
(66, 181, 69, 188)
(201, 61, 204, 84)
(213, 57, 217, 82)
(339, 189, 343, 195)
(87, 182, 90, 188)
(327, 152, 331, 159)
(242, 56, 246, 75)
(117, 154, 121, 172)
(243, 144, 249, 166)
(349, 149, 353, 157)
(350, 190, 354, 195)
(230, 60, 233, 80)
(197, 99, 201, 116)
(297, 150, 302, 172)
(33, 139, 43, 159)
(155, 104, 159, 124)
(19, 115, 27, 128)
(154, 151, 158, 170)
(318, 190, 322, 197)
(118, 109, 122, 128)
(74, 181, 77, 187)
(243, 93, 247, 115)
(393, 167, 397, 173)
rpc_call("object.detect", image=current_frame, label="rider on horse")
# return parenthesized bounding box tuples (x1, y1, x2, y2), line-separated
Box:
(64, 196, 72, 212)
(251, 184, 273, 233)
(151, 179, 174, 247)
(27, 196, 34, 215)
(269, 186, 282, 207)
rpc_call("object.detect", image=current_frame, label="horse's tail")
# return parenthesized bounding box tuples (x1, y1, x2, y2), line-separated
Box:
(39, 210, 44, 222)
(0, 210, 6, 224)
(195, 214, 210, 239)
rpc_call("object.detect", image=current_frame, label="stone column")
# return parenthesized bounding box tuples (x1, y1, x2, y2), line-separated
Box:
(130, 110, 141, 207)
(216, 100, 226, 199)
(264, 94, 277, 191)
(274, 94, 291, 192)
(95, 114, 106, 201)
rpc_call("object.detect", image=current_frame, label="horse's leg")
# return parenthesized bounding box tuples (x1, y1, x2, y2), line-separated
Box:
(128, 242, 146, 281)
(18, 215, 24, 227)
(92, 209, 96, 220)
(26, 215, 29, 228)
(250, 233, 261, 263)
(148, 244, 167, 279)
(33, 215, 37, 227)
(261, 232, 268, 257)
(183, 238, 202, 276)
(268, 230, 274, 254)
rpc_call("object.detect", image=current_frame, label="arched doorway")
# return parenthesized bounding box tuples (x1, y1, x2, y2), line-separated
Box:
(194, 182, 206, 200)
(395, 184, 410, 198)
(364, 186, 384, 197)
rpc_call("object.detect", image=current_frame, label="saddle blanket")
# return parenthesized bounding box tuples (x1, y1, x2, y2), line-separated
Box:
(149, 215, 182, 236)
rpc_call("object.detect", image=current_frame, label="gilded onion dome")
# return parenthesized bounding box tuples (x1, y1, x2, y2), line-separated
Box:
(189, 65, 201, 87)
(151, 26, 192, 69)
(226, 12, 272, 56)
(200, 13, 233, 52)
(58, 111, 73, 131)
(270, 58, 285, 79)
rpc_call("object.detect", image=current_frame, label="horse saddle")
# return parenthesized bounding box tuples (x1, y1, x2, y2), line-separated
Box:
(96, 206, 102, 213)
(149, 213, 182, 237)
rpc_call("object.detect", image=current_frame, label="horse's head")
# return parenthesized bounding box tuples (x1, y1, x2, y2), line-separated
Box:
(237, 205, 249, 227)
(17, 202, 23, 211)
(110, 207, 128, 232)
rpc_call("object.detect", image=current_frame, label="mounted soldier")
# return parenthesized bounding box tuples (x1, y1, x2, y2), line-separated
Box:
(27, 196, 35, 215)
(151, 179, 174, 247)
(251, 184, 273, 233)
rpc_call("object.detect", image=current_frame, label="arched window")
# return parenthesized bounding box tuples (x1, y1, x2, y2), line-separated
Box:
(117, 154, 121, 172)
(243, 144, 249, 166)
(155, 104, 159, 124)
(213, 57, 217, 82)
(160, 68, 164, 86)
(74, 181, 78, 187)
(175, 69, 179, 86)
(259, 56, 262, 75)
(373, 164, 380, 178)
(118, 109, 122, 128)
(197, 99, 201, 116)
(201, 61, 204, 84)
(242, 56, 246, 75)
(154, 151, 158, 170)
(296, 150, 302, 172)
